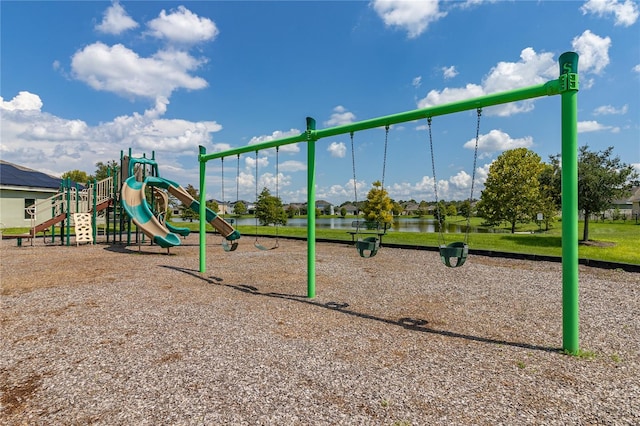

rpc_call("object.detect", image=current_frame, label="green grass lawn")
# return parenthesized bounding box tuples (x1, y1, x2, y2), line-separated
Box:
(228, 217, 640, 265)
(4, 217, 638, 265)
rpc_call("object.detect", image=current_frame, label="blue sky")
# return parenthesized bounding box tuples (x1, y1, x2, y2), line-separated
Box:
(2, 1, 639, 205)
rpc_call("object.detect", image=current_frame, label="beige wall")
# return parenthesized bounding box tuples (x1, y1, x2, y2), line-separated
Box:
(0, 188, 58, 228)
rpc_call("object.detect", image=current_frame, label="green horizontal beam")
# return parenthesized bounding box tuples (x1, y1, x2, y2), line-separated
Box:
(199, 79, 561, 163)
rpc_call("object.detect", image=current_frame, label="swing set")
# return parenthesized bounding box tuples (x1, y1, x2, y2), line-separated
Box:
(219, 150, 282, 251)
(198, 52, 582, 353)
(348, 126, 391, 259)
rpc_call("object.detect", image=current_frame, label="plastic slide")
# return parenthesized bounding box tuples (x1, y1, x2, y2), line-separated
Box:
(121, 176, 240, 249)
(121, 177, 181, 248)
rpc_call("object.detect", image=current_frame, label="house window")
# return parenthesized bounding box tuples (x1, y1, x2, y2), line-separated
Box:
(24, 198, 35, 219)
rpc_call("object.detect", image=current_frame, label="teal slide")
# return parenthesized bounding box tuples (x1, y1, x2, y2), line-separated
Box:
(121, 176, 240, 249)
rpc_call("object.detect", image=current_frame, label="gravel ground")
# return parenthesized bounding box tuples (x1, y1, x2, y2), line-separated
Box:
(1, 234, 639, 425)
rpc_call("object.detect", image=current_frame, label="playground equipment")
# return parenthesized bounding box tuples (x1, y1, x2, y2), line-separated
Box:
(198, 52, 581, 354)
(427, 109, 482, 268)
(253, 149, 280, 251)
(219, 157, 239, 252)
(8, 149, 240, 250)
(348, 128, 392, 258)
(120, 155, 240, 249)
(5, 175, 115, 247)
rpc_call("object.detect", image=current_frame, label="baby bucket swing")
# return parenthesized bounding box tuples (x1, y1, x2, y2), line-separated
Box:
(349, 125, 390, 258)
(427, 108, 481, 268)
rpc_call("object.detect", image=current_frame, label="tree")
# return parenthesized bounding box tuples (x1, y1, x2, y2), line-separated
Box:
(362, 181, 393, 225)
(340, 207, 347, 217)
(477, 148, 545, 233)
(180, 184, 199, 222)
(206, 199, 219, 214)
(93, 160, 119, 181)
(255, 187, 287, 226)
(233, 201, 247, 215)
(286, 205, 297, 218)
(536, 162, 561, 231)
(434, 200, 447, 224)
(61, 170, 89, 184)
(446, 203, 457, 217)
(458, 200, 472, 218)
(575, 146, 639, 241)
(391, 201, 403, 216)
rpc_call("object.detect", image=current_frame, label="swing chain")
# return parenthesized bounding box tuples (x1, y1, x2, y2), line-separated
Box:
(221, 157, 225, 218)
(381, 125, 390, 190)
(275, 147, 280, 244)
(427, 117, 445, 247)
(465, 108, 482, 244)
(236, 154, 240, 206)
(350, 131, 358, 208)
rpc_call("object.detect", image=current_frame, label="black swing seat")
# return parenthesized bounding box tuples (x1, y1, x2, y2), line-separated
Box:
(254, 239, 279, 251)
(439, 242, 469, 268)
(356, 236, 380, 258)
(222, 240, 239, 252)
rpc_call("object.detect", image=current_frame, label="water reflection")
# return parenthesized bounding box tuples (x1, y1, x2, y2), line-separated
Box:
(219, 217, 505, 234)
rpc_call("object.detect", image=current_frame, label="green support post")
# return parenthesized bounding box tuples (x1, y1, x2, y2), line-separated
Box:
(90, 178, 97, 244)
(306, 117, 317, 298)
(559, 52, 580, 354)
(199, 145, 207, 273)
(65, 178, 71, 246)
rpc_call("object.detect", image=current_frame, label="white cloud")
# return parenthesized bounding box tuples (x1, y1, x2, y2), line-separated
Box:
(71, 42, 208, 100)
(327, 141, 347, 158)
(577, 120, 619, 133)
(442, 65, 458, 79)
(0, 91, 222, 177)
(593, 104, 628, 115)
(96, 1, 138, 35)
(572, 30, 611, 75)
(212, 143, 232, 153)
(483, 48, 556, 93)
(416, 43, 608, 117)
(371, 0, 447, 38)
(247, 129, 302, 154)
(412, 76, 422, 88)
(634, 64, 640, 73)
(324, 105, 356, 127)
(464, 129, 533, 157)
(146, 5, 219, 45)
(0, 91, 43, 111)
(419, 48, 556, 113)
(449, 170, 471, 189)
(279, 160, 306, 173)
(581, 0, 639, 27)
(418, 83, 484, 109)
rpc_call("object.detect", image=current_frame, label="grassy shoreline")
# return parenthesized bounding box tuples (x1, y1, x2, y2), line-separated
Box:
(3, 216, 639, 265)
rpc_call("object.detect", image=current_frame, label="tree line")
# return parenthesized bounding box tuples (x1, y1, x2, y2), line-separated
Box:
(62, 146, 638, 242)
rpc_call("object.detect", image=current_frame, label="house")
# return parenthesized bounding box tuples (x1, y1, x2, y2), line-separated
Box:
(339, 203, 358, 216)
(401, 202, 419, 216)
(607, 186, 640, 220)
(315, 200, 334, 215)
(0, 160, 63, 228)
(628, 186, 640, 218)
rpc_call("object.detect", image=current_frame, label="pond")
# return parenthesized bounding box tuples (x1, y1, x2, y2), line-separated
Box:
(216, 217, 507, 234)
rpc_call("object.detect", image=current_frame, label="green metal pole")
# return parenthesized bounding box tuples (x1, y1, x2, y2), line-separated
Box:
(92, 178, 97, 244)
(65, 178, 71, 246)
(559, 52, 580, 354)
(199, 80, 560, 163)
(199, 146, 207, 273)
(306, 117, 317, 298)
